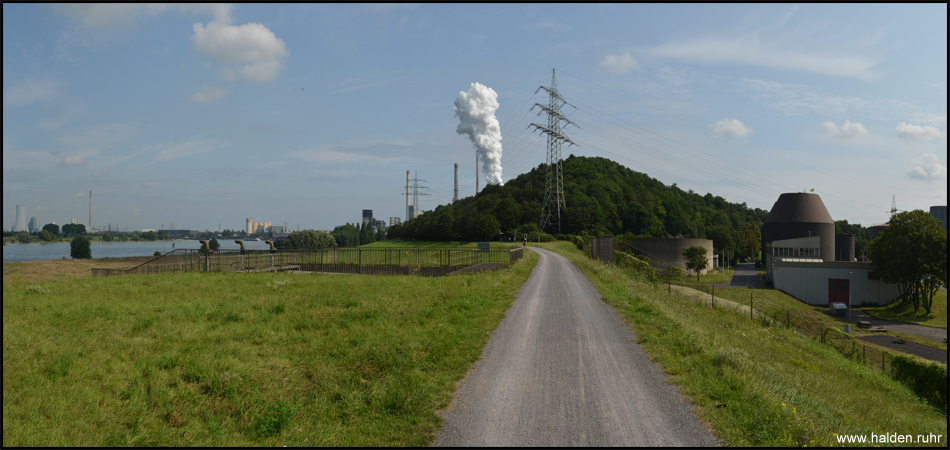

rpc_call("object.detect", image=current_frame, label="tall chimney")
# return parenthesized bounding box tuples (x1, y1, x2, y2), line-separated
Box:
(88, 190, 92, 229)
(454, 163, 459, 203)
(406, 170, 411, 222)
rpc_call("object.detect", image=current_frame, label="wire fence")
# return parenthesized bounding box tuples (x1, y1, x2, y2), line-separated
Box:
(668, 285, 900, 376)
(92, 246, 524, 278)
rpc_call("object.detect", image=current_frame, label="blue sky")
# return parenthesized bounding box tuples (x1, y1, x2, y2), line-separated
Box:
(3, 3, 946, 233)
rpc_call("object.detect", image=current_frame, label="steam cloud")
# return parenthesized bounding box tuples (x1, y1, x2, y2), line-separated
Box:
(454, 82, 504, 186)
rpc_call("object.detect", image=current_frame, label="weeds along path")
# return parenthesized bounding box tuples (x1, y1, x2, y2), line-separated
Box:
(433, 247, 718, 446)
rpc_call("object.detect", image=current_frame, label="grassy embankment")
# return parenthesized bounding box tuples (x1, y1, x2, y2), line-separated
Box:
(2, 248, 538, 446)
(539, 241, 947, 447)
(862, 292, 948, 329)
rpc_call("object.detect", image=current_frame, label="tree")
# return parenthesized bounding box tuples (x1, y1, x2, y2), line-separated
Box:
(62, 223, 86, 237)
(101, 232, 114, 242)
(16, 230, 31, 243)
(683, 245, 709, 281)
(869, 210, 948, 314)
(331, 224, 360, 248)
(275, 230, 336, 249)
(39, 229, 56, 241)
(70, 235, 92, 259)
(209, 238, 220, 251)
(359, 222, 375, 245)
(43, 223, 60, 237)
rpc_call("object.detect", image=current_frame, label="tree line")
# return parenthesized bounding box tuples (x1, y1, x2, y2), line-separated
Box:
(387, 155, 769, 261)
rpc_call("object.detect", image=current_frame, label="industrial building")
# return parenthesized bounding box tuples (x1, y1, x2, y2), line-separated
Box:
(762, 192, 900, 307)
(246, 218, 272, 235)
(28, 216, 38, 233)
(13, 205, 28, 232)
(625, 237, 714, 276)
(931, 205, 947, 229)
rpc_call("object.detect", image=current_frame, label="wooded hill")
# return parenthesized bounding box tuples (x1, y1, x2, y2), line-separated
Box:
(387, 155, 768, 255)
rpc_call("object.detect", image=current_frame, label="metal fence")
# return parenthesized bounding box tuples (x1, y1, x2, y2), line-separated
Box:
(669, 286, 902, 377)
(92, 246, 524, 277)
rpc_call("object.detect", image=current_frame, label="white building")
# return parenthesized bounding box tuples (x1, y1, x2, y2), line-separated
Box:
(767, 236, 900, 307)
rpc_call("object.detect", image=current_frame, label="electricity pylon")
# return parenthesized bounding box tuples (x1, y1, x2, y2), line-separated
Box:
(530, 69, 577, 235)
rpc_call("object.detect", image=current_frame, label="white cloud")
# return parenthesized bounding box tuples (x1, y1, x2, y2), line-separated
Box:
(820, 120, 867, 139)
(596, 52, 640, 74)
(896, 122, 946, 141)
(642, 27, 879, 80)
(710, 118, 752, 139)
(73, 191, 87, 198)
(191, 21, 289, 82)
(59, 123, 140, 155)
(93, 168, 109, 177)
(3, 77, 60, 108)
(905, 153, 947, 180)
(150, 137, 228, 162)
(53, 4, 232, 29)
(188, 86, 229, 104)
(60, 156, 86, 167)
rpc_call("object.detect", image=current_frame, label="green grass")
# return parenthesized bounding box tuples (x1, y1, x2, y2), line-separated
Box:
(539, 241, 947, 447)
(862, 291, 948, 329)
(2, 250, 539, 446)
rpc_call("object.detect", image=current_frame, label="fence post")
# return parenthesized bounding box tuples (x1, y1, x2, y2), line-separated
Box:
(750, 293, 753, 320)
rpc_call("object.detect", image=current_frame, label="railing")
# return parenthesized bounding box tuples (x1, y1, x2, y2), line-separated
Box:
(92, 246, 524, 277)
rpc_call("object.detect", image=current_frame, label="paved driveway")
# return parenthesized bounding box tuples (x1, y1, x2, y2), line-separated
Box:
(847, 308, 947, 343)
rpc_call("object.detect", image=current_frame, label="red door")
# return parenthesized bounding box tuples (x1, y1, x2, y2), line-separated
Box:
(828, 279, 850, 306)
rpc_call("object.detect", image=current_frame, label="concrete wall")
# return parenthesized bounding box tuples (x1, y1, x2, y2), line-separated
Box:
(628, 238, 714, 275)
(771, 261, 901, 306)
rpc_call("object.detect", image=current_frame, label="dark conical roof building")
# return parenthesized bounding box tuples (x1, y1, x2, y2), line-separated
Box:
(761, 192, 836, 263)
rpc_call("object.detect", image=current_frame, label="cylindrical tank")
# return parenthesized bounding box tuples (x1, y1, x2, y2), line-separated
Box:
(869, 224, 888, 241)
(761, 193, 835, 264)
(246, 218, 253, 235)
(835, 234, 855, 262)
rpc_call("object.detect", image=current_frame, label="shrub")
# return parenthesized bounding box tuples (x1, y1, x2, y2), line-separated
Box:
(70, 235, 92, 259)
(891, 354, 947, 412)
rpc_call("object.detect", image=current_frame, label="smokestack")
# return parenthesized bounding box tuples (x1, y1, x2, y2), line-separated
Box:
(454, 163, 459, 203)
(406, 170, 411, 222)
(89, 190, 92, 230)
(454, 82, 504, 190)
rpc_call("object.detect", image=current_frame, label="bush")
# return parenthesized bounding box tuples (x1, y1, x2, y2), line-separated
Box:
(70, 235, 92, 259)
(891, 354, 947, 412)
(615, 251, 657, 283)
(16, 230, 31, 243)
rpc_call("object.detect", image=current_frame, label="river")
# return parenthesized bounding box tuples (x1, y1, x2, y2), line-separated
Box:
(2, 239, 276, 263)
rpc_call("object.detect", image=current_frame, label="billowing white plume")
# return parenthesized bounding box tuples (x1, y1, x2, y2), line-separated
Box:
(454, 82, 504, 186)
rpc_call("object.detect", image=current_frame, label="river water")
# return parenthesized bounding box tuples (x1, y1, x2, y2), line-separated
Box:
(2, 239, 275, 263)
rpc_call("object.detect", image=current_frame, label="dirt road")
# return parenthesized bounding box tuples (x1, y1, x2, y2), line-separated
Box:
(433, 247, 719, 446)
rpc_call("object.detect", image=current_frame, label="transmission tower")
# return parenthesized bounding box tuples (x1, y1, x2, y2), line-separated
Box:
(887, 195, 903, 220)
(530, 69, 577, 234)
(402, 171, 430, 220)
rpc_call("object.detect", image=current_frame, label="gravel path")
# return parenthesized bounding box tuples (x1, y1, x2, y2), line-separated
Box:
(432, 247, 719, 447)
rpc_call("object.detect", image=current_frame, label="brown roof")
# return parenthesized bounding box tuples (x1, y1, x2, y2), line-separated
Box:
(764, 193, 834, 224)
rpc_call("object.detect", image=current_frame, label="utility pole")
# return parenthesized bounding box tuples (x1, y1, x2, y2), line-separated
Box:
(531, 69, 577, 235)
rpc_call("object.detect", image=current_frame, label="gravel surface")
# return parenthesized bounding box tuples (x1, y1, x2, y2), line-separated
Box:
(433, 247, 719, 447)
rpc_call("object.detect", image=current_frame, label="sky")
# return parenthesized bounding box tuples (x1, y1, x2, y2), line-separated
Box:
(3, 3, 947, 233)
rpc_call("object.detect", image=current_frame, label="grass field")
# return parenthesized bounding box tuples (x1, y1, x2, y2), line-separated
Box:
(862, 291, 948, 329)
(538, 241, 947, 447)
(2, 249, 539, 446)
